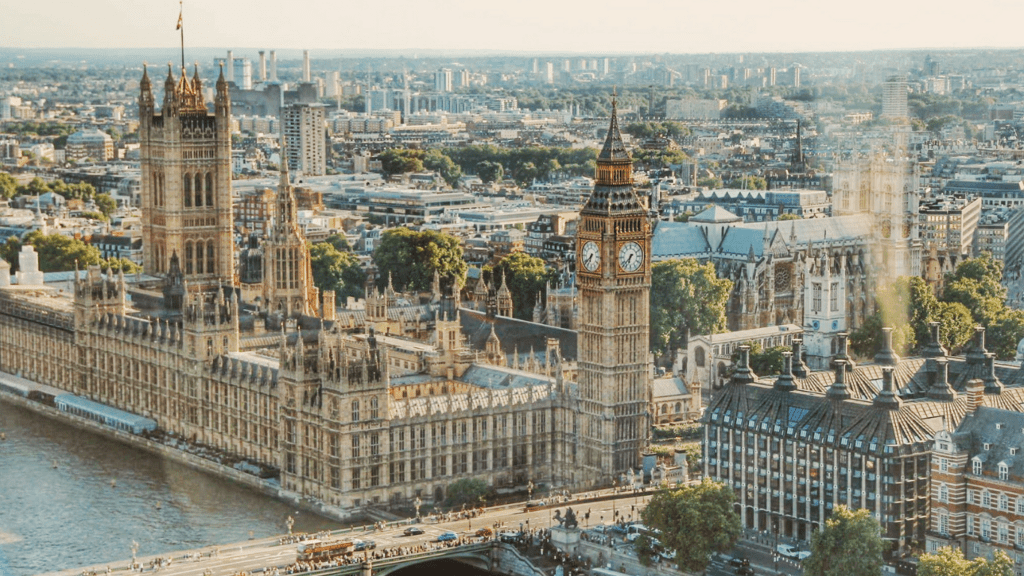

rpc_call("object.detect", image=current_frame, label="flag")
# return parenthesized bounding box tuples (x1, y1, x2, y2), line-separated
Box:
(176, 8, 182, 30)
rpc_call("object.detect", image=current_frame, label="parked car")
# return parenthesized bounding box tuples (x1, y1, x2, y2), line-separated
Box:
(729, 557, 750, 567)
(475, 528, 493, 537)
(353, 540, 376, 551)
(437, 531, 458, 542)
(403, 527, 424, 536)
(736, 566, 755, 576)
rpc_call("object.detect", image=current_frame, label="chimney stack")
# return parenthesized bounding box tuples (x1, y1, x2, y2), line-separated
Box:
(303, 50, 311, 82)
(927, 357, 956, 401)
(258, 51, 267, 82)
(873, 327, 901, 366)
(984, 353, 1003, 394)
(731, 345, 757, 386)
(774, 352, 796, 392)
(827, 359, 851, 401)
(966, 379, 985, 413)
(270, 50, 278, 82)
(226, 50, 234, 83)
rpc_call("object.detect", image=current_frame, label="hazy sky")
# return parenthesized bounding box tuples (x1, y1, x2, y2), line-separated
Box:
(3, 0, 1024, 54)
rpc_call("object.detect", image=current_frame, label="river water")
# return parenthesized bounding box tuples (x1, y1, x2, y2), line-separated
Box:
(0, 401, 348, 576)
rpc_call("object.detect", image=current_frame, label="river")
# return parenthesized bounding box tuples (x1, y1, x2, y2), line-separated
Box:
(0, 401, 348, 576)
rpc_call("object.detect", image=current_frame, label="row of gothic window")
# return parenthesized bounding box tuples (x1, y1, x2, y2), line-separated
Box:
(149, 171, 216, 208)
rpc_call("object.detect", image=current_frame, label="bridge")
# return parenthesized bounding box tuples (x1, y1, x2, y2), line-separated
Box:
(293, 542, 542, 576)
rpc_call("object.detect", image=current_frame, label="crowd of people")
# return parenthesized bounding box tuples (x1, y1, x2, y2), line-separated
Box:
(284, 535, 485, 574)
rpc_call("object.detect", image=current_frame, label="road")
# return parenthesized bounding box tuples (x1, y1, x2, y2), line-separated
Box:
(45, 489, 652, 576)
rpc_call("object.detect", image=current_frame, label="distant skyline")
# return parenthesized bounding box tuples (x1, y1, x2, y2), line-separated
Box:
(3, 0, 1024, 55)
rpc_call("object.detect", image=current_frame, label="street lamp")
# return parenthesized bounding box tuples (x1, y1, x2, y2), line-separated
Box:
(286, 515, 295, 536)
(414, 496, 422, 520)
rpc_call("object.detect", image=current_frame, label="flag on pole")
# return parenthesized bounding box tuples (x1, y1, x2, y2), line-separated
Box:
(176, 6, 182, 30)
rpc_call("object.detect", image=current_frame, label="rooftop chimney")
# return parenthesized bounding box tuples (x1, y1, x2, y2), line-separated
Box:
(270, 50, 278, 82)
(258, 51, 267, 82)
(873, 327, 901, 366)
(226, 50, 234, 83)
(921, 321, 948, 358)
(827, 359, 851, 401)
(983, 353, 1003, 394)
(927, 357, 956, 401)
(966, 378, 985, 413)
(872, 366, 902, 410)
(303, 50, 311, 82)
(774, 352, 797, 392)
(731, 345, 757, 386)
(791, 338, 809, 378)
(830, 332, 856, 372)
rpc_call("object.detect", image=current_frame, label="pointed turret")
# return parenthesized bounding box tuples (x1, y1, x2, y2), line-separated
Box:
(163, 63, 177, 113)
(583, 91, 643, 214)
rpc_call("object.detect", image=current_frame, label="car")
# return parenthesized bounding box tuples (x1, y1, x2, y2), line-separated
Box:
(498, 531, 519, 543)
(437, 531, 458, 542)
(403, 527, 424, 536)
(353, 540, 376, 551)
(776, 544, 811, 560)
(475, 528, 493, 537)
(729, 557, 751, 567)
(736, 566, 755, 576)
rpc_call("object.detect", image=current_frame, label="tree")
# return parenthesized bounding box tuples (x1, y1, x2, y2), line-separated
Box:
(749, 345, 789, 375)
(309, 242, 366, 302)
(372, 228, 467, 291)
(94, 193, 117, 217)
(444, 478, 488, 508)
(423, 150, 462, 188)
(378, 149, 424, 177)
(726, 176, 767, 190)
(697, 176, 723, 189)
(486, 252, 556, 321)
(323, 233, 351, 252)
(650, 259, 732, 358)
(933, 301, 975, 354)
(802, 505, 883, 576)
(477, 160, 504, 184)
(0, 173, 16, 199)
(988, 309, 1024, 360)
(918, 546, 1013, 576)
(12, 231, 103, 273)
(641, 479, 742, 572)
(104, 257, 142, 274)
(849, 277, 936, 358)
(778, 213, 800, 221)
(634, 534, 657, 567)
(942, 253, 1006, 326)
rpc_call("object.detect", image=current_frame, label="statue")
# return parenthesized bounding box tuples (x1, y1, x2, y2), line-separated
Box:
(563, 507, 578, 529)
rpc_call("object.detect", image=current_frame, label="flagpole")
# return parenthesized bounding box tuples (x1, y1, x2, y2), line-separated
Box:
(179, 1, 185, 73)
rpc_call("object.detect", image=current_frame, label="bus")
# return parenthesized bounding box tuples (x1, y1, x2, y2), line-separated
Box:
(296, 540, 356, 562)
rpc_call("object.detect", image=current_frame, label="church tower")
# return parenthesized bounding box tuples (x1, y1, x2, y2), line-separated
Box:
(139, 63, 234, 294)
(575, 95, 653, 484)
(263, 139, 317, 317)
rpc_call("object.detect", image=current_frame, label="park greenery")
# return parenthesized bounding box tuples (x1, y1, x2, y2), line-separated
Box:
(850, 255, 1024, 360)
(483, 252, 557, 321)
(371, 228, 467, 292)
(917, 547, 1013, 576)
(0, 175, 117, 219)
(444, 478, 489, 508)
(308, 236, 366, 304)
(1, 230, 140, 274)
(729, 341, 790, 376)
(641, 479, 741, 572)
(802, 505, 883, 576)
(649, 258, 732, 359)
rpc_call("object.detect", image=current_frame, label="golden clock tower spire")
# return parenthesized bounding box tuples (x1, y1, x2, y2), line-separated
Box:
(575, 94, 653, 485)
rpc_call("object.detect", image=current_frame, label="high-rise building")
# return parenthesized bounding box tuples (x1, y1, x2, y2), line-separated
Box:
(575, 97, 653, 483)
(138, 64, 235, 290)
(282, 103, 326, 177)
(882, 74, 909, 121)
(434, 68, 452, 93)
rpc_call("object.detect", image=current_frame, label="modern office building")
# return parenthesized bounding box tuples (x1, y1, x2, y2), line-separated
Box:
(282, 103, 326, 177)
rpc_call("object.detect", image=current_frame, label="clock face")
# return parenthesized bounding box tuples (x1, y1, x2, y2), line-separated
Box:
(618, 242, 644, 273)
(581, 241, 600, 272)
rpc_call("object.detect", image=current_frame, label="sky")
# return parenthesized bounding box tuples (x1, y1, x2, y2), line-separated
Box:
(3, 0, 1024, 54)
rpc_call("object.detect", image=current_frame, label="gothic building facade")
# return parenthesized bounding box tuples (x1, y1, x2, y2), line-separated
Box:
(0, 77, 651, 513)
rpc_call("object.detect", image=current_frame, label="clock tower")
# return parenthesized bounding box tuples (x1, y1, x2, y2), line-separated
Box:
(576, 96, 653, 485)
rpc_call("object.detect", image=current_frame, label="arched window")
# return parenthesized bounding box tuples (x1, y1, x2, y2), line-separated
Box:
(695, 346, 706, 368)
(195, 240, 204, 274)
(206, 242, 215, 275)
(351, 401, 360, 422)
(206, 172, 214, 206)
(370, 396, 379, 420)
(675, 402, 682, 413)
(660, 405, 666, 415)
(183, 175, 192, 207)
(184, 242, 193, 275)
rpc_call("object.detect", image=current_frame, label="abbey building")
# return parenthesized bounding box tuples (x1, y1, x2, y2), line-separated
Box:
(0, 69, 651, 511)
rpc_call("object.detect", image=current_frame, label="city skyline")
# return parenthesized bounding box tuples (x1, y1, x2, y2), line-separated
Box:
(3, 0, 1024, 54)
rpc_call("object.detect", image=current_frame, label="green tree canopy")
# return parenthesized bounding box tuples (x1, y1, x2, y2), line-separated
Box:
(650, 259, 732, 358)
(943, 253, 1006, 326)
(323, 233, 351, 252)
(309, 242, 366, 303)
(727, 175, 767, 190)
(423, 150, 463, 188)
(0, 173, 17, 199)
(378, 149, 425, 177)
(802, 505, 883, 576)
(641, 479, 742, 572)
(94, 193, 117, 217)
(477, 160, 504, 184)
(3, 230, 103, 273)
(485, 252, 557, 321)
(918, 546, 1013, 576)
(372, 228, 467, 292)
(444, 478, 488, 508)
